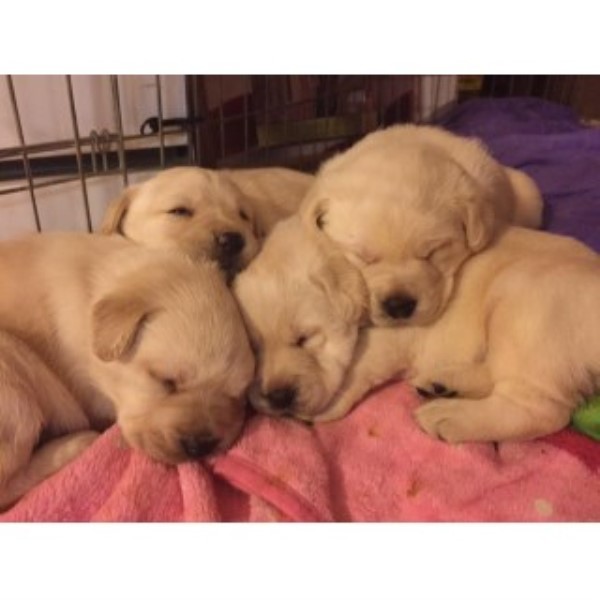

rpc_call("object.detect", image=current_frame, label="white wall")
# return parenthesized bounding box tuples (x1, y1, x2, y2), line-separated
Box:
(0, 75, 186, 239)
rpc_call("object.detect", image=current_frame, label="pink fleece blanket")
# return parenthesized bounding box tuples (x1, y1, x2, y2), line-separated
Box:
(2, 382, 599, 522)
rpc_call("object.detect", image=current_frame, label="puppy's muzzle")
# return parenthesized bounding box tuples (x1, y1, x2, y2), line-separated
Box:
(381, 294, 417, 320)
(179, 434, 221, 458)
(216, 231, 245, 259)
(215, 231, 247, 276)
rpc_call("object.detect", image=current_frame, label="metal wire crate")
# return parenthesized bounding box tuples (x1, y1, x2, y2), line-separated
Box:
(0, 74, 596, 240)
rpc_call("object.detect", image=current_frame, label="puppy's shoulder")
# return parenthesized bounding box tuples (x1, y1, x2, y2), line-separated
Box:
(498, 227, 598, 260)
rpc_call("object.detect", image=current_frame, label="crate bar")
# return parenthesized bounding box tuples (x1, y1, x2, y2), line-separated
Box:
(433, 75, 441, 122)
(219, 76, 226, 160)
(5, 75, 42, 232)
(155, 75, 166, 168)
(184, 76, 199, 166)
(243, 75, 249, 166)
(0, 144, 189, 183)
(527, 74, 534, 98)
(0, 166, 161, 198)
(264, 76, 271, 163)
(0, 128, 184, 161)
(561, 76, 574, 105)
(543, 75, 552, 101)
(110, 75, 128, 186)
(89, 129, 99, 173)
(65, 75, 93, 232)
(414, 76, 423, 123)
(0, 174, 82, 196)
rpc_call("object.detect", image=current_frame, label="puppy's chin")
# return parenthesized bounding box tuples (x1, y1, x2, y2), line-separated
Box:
(248, 385, 331, 421)
(120, 428, 187, 465)
(120, 423, 243, 465)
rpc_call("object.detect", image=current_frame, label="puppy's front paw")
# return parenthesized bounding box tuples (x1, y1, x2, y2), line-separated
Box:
(414, 399, 471, 443)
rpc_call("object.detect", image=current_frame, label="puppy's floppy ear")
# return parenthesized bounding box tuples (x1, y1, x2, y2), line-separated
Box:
(100, 185, 140, 235)
(503, 166, 543, 229)
(451, 166, 498, 252)
(418, 236, 469, 276)
(311, 251, 369, 326)
(458, 194, 497, 252)
(236, 192, 262, 237)
(92, 290, 152, 362)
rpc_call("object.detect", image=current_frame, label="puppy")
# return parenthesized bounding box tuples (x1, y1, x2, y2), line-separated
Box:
(0, 233, 254, 508)
(299, 124, 544, 327)
(101, 166, 313, 277)
(223, 167, 315, 235)
(308, 227, 600, 444)
(233, 216, 368, 419)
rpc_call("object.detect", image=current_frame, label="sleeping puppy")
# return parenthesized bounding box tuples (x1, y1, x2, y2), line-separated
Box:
(300, 124, 544, 327)
(0, 233, 254, 509)
(223, 167, 315, 235)
(233, 216, 368, 419)
(306, 227, 600, 444)
(101, 166, 313, 278)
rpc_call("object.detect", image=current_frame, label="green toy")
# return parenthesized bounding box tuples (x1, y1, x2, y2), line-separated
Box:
(571, 395, 600, 441)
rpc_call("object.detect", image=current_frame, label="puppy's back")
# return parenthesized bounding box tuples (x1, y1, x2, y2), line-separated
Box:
(0, 234, 131, 371)
(224, 167, 313, 233)
(445, 227, 600, 340)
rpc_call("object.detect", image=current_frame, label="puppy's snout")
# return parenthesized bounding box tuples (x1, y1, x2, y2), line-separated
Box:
(179, 435, 221, 458)
(265, 386, 297, 412)
(216, 231, 245, 258)
(381, 294, 417, 320)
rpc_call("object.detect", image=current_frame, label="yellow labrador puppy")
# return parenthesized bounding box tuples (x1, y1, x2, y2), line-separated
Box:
(300, 124, 543, 327)
(0, 233, 254, 509)
(309, 227, 600, 444)
(101, 166, 313, 278)
(233, 216, 368, 419)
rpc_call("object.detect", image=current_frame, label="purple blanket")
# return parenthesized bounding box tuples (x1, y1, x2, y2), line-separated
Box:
(438, 98, 600, 251)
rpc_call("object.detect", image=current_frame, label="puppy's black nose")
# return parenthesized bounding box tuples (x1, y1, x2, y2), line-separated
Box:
(381, 295, 417, 319)
(216, 231, 245, 257)
(265, 386, 297, 411)
(180, 435, 220, 459)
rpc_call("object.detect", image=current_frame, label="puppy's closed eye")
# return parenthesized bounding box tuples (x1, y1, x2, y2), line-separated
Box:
(417, 238, 452, 262)
(417, 238, 466, 274)
(295, 335, 308, 347)
(167, 206, 194, 218)
(148, 369, 178, 394)
(293, 331, 323, 349)
(315, 209, 327, 230)
(352, 247, 380, 266)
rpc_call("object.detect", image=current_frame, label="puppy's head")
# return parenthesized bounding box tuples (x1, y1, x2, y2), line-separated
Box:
(91, 252, 255, 463)
(101, 167, 261, 279)
(300, 124, 513, 327)
(233, 216, 368, 420)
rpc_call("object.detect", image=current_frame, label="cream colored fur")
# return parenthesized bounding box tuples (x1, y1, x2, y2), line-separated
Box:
(101, 166, 313, 275)
(311, 227, 600, 444)
(233, 216, 368, 419)
(300, 124, 544, 327)
(223, 167, 314, 235)
(0, 233, 254, 509)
